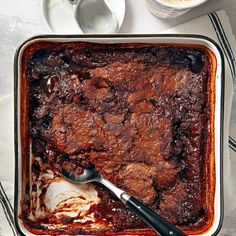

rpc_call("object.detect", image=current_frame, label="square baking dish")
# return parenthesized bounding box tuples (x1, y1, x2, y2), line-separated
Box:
(14, 35, 224, 236)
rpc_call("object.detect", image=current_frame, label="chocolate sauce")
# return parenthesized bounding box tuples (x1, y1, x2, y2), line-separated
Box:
(23, 43, 211, 234)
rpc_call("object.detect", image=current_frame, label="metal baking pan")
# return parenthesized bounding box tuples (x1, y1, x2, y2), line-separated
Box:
(14, 34, 224, 236)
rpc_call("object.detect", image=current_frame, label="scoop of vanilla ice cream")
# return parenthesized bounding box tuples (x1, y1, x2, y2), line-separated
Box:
(44, 179, 100, 219)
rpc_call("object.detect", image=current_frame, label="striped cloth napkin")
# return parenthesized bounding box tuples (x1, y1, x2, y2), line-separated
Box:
(0, 9, 236, 236)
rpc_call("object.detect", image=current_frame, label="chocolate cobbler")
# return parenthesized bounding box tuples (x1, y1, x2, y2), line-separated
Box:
(20, 42, 215, 235)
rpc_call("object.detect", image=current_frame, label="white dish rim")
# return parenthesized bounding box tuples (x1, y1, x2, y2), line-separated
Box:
(14, 34, 224, 236)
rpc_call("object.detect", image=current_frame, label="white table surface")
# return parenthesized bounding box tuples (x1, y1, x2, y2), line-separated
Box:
(0, 0, 236, 235)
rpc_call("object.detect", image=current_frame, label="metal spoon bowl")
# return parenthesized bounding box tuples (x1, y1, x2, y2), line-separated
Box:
(69, 0, 119, 33)
(62, 166, 187, 236)
(62, 167, 102, 184)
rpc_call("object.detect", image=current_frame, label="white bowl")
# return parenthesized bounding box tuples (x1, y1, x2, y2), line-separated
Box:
(41, 0, 126, 34)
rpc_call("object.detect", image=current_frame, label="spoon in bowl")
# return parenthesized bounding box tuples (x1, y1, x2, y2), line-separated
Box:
(62, 166, 187, 236)
(68, 0, 119, 33)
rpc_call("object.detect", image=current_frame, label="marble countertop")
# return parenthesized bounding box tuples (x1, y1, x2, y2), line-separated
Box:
(0, 0, 236, 235)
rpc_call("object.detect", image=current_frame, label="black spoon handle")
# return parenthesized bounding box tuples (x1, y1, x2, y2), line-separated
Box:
(124, 195, 187, 236)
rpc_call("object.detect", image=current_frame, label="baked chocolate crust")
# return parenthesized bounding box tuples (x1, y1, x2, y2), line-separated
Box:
(22, 42, 212, 234)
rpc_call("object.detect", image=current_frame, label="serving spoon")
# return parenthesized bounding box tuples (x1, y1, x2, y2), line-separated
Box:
(68, 0, 119, 33)
(62, 166, 186, 236)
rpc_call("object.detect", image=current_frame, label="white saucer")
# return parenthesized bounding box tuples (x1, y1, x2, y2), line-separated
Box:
(42, 0, 126, 34)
